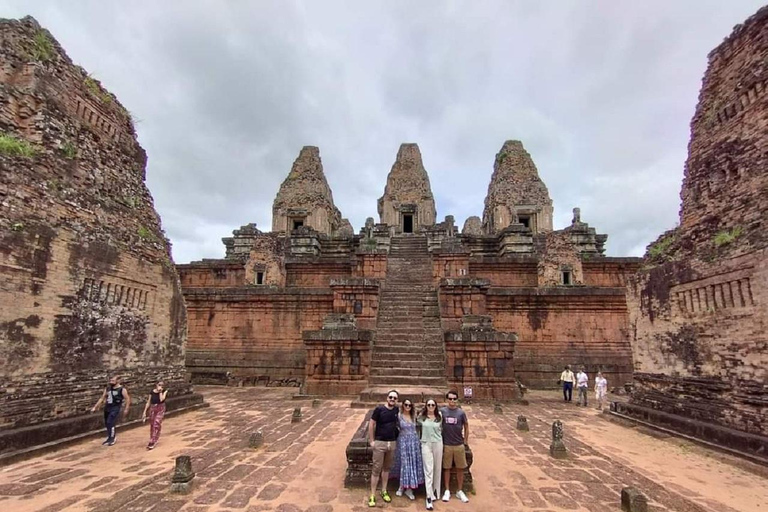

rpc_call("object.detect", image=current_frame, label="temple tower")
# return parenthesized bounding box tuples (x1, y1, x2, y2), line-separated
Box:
(271, 146, 346, 235)
(481, 140, 553, 234)
(377, 143, 436, 233)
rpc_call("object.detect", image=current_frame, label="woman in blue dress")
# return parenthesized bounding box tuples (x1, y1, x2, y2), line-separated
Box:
(392, 399, 424, 499)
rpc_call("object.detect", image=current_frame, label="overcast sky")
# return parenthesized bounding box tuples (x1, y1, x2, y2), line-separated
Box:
(2, 1, 764, 263)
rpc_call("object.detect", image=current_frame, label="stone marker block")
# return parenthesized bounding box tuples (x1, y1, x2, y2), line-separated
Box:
(249, 430, 263, 449)
(170, 455, 195, 494)
(312, 399, 321, 408)
(549, 420, 567, 459)
(494, 404, 503, 414)
(621, 487, 648, 512)
(291, 407, 302, 423)
(516, 415, 529, 431)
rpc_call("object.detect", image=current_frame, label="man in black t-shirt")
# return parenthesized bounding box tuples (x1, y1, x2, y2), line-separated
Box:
(367, 389, 399, 507)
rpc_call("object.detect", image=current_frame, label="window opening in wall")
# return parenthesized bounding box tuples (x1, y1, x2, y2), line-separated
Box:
(256, 272, 264, 285)
(519, 215, 531, 229)
(354, 300, 363, 314)
(403, 214, 414, 233)
(562, 270, 572, 286)
(292, 219, 304, 230)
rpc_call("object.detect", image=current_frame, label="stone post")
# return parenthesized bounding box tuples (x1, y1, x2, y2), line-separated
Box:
(494, 404, 503, 414)
(170, 456, 195, 494)
(621, 487, 648, 512)
(312, 399, 321, 408)
(249, 431, 263, 449)
(291, 407, 302, 423)
(549, 420, 567, 459)
(516, 415, 529, 431)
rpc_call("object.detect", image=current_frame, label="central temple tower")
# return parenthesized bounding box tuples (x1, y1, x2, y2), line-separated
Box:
(377, 143, 436, 233)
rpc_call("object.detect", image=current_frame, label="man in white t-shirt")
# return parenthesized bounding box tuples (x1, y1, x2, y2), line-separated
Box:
(576, 368, 589, 407)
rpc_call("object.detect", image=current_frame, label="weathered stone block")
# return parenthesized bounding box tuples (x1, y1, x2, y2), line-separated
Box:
(621, 487, 648, 512)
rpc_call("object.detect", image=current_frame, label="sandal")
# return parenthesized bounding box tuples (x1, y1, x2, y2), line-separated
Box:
(368, 494, 376, 507)
(381, 490, 392, 503)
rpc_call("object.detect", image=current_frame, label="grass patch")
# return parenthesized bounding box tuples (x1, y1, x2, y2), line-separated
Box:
(60, 141, 77, 159)
(137, 226, 155, 241)
(11, 222, 24, 232)
(30, 31, 55, 62)
(0, 133, 37, 157)
(84, 75, 112, 104)
(648, 234, 675, 260)
(713, 227, 743, 247)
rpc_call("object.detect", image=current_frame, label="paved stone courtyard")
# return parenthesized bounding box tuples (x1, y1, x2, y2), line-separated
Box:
(0, 387, 766, 512)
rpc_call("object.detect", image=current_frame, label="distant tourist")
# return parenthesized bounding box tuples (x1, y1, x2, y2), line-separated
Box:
(576, 367, 589, 406)
(441, 390, 470, 503)
(368, 390, 399, 507)
(141, 380, 169, 450)
(560, 365, 575, 402)
(393, 398, 424, 501)
(418, 398, 443, 510)
(91, 375, 131, 446)
(595, 371, 608, 410)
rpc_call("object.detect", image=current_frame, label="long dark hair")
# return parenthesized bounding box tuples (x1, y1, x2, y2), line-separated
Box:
(419, 398, 441, 422)
(400, 398, 415, 421)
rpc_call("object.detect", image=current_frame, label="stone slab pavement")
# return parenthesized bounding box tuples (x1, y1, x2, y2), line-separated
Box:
(0, 387, 766, 512)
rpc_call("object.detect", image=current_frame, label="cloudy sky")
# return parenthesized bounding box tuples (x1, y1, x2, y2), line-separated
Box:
(2, 1, 764, 263)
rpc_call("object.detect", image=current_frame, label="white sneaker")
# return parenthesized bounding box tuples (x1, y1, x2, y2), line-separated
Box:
(426, 497, 434, 510)
(456, 490, 469, 503)
(442, 490, 451, 502)
(396, 488, 403, 497)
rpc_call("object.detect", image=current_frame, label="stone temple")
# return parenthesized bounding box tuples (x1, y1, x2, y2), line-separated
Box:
(1, 6, 766, 467)
(178, 138, 641, 401)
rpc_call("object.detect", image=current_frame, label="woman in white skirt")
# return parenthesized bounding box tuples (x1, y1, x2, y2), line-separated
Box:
(418, 398, 443, 510)
(595, 371, 608, 410)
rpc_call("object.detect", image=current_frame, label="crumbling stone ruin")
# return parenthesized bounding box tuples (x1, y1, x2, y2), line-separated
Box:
(0, 17, 202, 455)
(178, 139, 640, 398)
(618, 6, 768, 460)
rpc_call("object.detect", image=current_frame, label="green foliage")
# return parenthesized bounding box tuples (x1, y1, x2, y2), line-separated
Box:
(713, 226, 743, 247)
(47, 179, 63, 192)
(84, 75, 112, 104)
(0, 133, 37, 157)
(137, 226, 155, 241)
(122, 195, 139, 208)
(648, 235, 674, 259)
(11, 222, 24, 232)
(61, 141, 77, 159)
(30, 31, 55, 62)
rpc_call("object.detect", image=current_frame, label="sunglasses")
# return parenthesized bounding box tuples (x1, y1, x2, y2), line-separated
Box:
(427, 403, 436, 407)
(447, 397, 458, 401)
(387, 396, 397, 400)
(403, 403, 412, 407)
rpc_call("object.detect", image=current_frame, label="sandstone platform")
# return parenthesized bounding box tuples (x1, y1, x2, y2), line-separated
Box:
(0, 387, 766, 512)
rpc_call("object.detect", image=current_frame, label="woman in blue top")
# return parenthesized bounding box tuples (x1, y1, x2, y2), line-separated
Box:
(418, 398, 443, 510)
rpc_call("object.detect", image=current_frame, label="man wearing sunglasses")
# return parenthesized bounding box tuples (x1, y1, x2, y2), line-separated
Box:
(368, 390, 399, 507)
(441, 390, 470, 503)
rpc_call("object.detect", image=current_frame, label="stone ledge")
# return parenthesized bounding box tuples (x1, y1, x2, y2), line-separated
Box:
(0, 393, 207, 466)
(611, 402, 768, 464)
(488, 286, 627, 296)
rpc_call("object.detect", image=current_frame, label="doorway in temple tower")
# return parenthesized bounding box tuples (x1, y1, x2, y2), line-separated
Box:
(403, 214, 413, 233)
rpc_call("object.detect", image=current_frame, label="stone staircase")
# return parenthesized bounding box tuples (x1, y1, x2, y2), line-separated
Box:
(358, 235, 447, 404)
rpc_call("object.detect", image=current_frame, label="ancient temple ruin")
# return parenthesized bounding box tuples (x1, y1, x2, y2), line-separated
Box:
(178, 139, 640, 401)
(617, 6, 768, 459)
(0, 17, 202, 456)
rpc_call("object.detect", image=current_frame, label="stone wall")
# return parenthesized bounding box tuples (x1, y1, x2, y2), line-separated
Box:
(622, 6, 768, 458)
(183, 287, 332, 385)
(0, 16, 198, 450)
